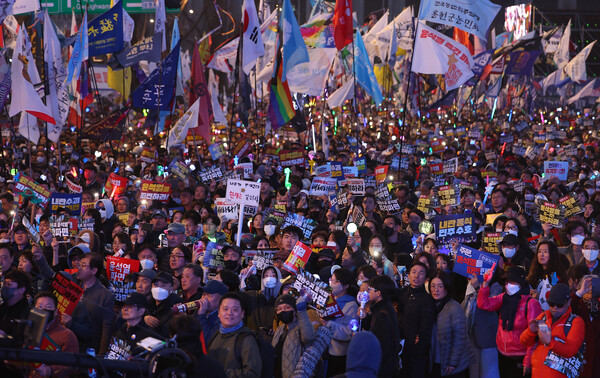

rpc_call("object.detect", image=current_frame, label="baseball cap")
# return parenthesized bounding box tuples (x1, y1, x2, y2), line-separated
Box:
(133, 269, 156, 281)
(202, 280, 228, 296)
(152, 210, 168, 219)
(152, 271, 174, 285)
(167, 223, 185, 234)
(123, 292, 148, 308)
(547, 283, 571, 306)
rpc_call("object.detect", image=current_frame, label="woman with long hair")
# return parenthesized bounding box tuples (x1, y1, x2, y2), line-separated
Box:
(526, 241, 567, 310)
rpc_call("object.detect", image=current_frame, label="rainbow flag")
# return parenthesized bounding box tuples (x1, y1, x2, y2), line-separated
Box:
(268, 51, 295, 129)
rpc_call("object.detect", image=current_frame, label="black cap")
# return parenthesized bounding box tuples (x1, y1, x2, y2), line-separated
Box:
(275, 294, 297, 311)
(547, 283, 571, 306)
(505, 266, 527, 287)
(202, 280, 228, 296)
(123, 292, 148, 308)
(318, 248, 336, 260)
(152, 271, 174, 285)
(500, 234, 519, 246)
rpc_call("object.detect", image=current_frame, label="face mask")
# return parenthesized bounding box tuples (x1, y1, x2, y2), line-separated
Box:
(495, 228, 503, 233)
(505, 283, 521, 296)
(507, 230, 518, 237)
(503, 247, 517, 259)
(99, 209, 107, 219)
(223, 260, 239, 271)
(582, 249, 599, 261)
(369, 246, 382, 258)
(37, 157, 45, 164)
(579, 173, 587, 180)
(524, 194, 535, 201)
(1, 287, 17, 302)
(263, 277, 277, 288)
(151, 287, 169, 301)
(571, 234, 585, 246)
(277, 310, 294, 324)
(45, 309, 55, 324)
(587, 188, 595, 196)
(357, 279, 364, 287)
(264, 225, 276, 237)
(140, 259, 154, 270)
(383, 226, 395, 237)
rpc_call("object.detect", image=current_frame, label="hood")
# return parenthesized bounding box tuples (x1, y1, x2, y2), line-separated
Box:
(345, 331, 381, 378)
(96, 199, 114, 219)
(260, 265, 283, 297)
(67, 244, 91, 269)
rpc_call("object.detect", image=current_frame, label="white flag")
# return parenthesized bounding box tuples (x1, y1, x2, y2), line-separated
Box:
(376, 6, 413, 52)
(564, 40, 596, 83)
(12, 0, 39, 14)
(242, 0, 265, 74)
(364, 11, 388, 60)
(412, 21, 474, 91)
(567, 78, 600, 104)
(43, 11, 68, 137)
(327, 79, 354, 109)
(288, 48, 336, 96)
(9, 24, 55, 124)
(208, 70, 227, 125)
(154, 0, 167, 51)
(553, 20, 571, 69)
(167, 98, 200, 148)
(18, 112, 40, 145)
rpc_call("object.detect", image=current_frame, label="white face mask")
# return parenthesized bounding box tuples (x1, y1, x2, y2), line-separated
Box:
(579, 173, 587, 180)
(507, 230, 518, 237)
(151, 287, 169, 301)
(140, 259, 154, 270)
(524, 194, 535, 201)
(369, 246, 382, 257)
(571, 234, 585, 246)
(582, 249, 599, 262)
(357, 280, 364, 287)
(264, 224, 277, 237)
(505, 283, 521, 296)
(99, 209, 107, 219)
(263, 277, 277, 288)
(503, 247, 517, 259)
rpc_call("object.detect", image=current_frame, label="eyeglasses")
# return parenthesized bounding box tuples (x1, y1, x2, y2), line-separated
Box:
(203, 223, 216, 227)
(368, 287, 378, 292)
(79, 264, 90, 269)
(170, 254, 185, 260)
(329, 278, 340, 284)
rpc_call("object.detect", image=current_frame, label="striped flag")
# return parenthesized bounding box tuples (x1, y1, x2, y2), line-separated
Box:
(267, 49, 295, 130)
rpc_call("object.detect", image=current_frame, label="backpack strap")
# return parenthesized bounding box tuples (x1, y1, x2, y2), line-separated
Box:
(563, 313, 578, 336)
(234, 332, 254, 368)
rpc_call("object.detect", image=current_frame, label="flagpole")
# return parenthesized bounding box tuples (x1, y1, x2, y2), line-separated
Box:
(228, 22, 243, 157)
(399, 16, 418, 163)
(352, 30, 358, 149)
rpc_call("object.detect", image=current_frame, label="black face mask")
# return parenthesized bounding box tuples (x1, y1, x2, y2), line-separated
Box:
(223, 260, 239, 271)
(309, 211, 321, 220)
(383, 226, 395, 237)
(277, 310, 294, 324)
(317, 260, 331, 270)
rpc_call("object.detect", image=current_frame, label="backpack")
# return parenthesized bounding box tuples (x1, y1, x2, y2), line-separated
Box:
(234, 331, 275, 378)
(540, 313, 586, 378)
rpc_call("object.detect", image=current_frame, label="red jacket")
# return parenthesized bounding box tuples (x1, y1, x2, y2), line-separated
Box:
(477, 286, 542, 367)
(520, 308, 585, 378)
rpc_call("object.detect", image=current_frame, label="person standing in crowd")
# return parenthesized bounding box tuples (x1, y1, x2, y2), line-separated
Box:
(570, 274, 600, 378)
(145, 271, 181, 337)
(0, 271, 30, 338)
(197, 280, 229, 341)
(114, 292, 154, 350)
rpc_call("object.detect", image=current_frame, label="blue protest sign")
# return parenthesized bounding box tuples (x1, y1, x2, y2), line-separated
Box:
(434, 213, 476, 244)
(354, 157, 367, 175)
(454, 244, 500, 281)
(88, 1, 123, 56)
(49, 192, 83, 216)
(329, 161, 344, 181)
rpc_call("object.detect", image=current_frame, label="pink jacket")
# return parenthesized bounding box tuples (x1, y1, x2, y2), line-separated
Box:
(477, 286, 542, 367)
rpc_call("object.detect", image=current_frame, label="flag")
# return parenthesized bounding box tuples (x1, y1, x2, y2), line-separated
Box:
(12, 0, 38, 14)
(412, 22, 474, 91)
(115, 33, 161, 68)
(564, 40, 596, 83)
(242, 0, 265, 74)
(0, 56, 11, 111)
(486, 73, 503, 98)
(87, 1, 123, 56)
(0, 1, 14, 26)
(167, 98, 201, 148)
(377, 6, 413, 52)
(454, 28, 474, 55)
(418, 0, 501, 42)
(327, 79, 354, 109)
(287, 47, 335, 96)
(333, 0, 353, 51)
(107, 66, 132, 100)
(208, 69, 227, 125)
(541, 69, 571, 95)
(553, 20, 571, 69)
(83, 107, 129, 141)
(267, 50, 295, 130)
(354, 31, 383, 105)
(567, 79, 600, 104)
(154, 0, 167, 51)
(131, 42, 180, 110)
(65, 11, 88, 86)
(281, 0, 309, 81)
(9, 24, 55, 124)
(43, 10, 67, 133)
(387, 19, 398, 68)
(171, 18, 184, 96)
(18, 112, 39, 144)
(122, 6, 134, 43)
(189, 41, 213, 141)
(505, 50, 542, 76)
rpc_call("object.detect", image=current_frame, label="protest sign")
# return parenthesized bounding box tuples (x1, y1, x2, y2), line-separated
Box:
(106, 338, 132, 361)
(430, 162, 444, 177)
(199, 166, 223, 183)
(328, 190, 339, 213)
(49, 192, 82, 216)
(215, 198, 257, 220)
(454, 244, 501, 282)
(365, 177, 377, 189)
(443, 158, 458, 175)
(343, 166, 358, 179)
(79, 218, 95, 232)
(250, 250, 277, 271)
(282, 213, 318, 240)
(347, 178, 365, 195)
(417, 195, 438, 220)
(336, 188, 349, 209)
(351, 206, 367, 227)
(226, 179, 260, 207)
(117, 213, 134, 227)
(22, 216, 40, 243)
(434, 214, 476, 243)
(66, 176, 83, 193)
(485, 213, 502, 226)
(50, 219, 76, 238)
(374, 184, 391, 200)
(109, 281, 136, 302)
(536, 199, 566, 228)
(234, 162, 254, 179)
(329, 162, 344, 180)
(431, 139, 445, 154)
(203, 242, 225, 269)
(232, 140, 251, 157)
(140, 180, 171, 203)
(292, 270, 343, 319)
(104, 173, 128, 198)
(15, 173, 51, 206)
(168, 159, 191, 181)
(279, 150, 305, 167)
(544, 161, 569, 181)
(283, 241, 313, 274)
(140, 147, 155, 163)
(375, 165, 389, 184)
(354, 157, 367, 175)
(559, 193, 583, 218)
(377, 198, 402, 213)
(51, 273, 83, 315)
(482, 232, 503, 254)
(309, 177, 337, 196)
(208, 143, 226, 160)
(106, 256, 140, 282)
(437, 184, 460, 206)
(315, 164, 332, 177)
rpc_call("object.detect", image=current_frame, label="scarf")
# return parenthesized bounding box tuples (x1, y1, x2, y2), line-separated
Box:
(434, 296, 450, 319)
(220, 320, 244, 334)
(500, 287, 528, 331)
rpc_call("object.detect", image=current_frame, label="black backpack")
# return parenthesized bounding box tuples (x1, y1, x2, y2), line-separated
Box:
(233, 331, 275, 378)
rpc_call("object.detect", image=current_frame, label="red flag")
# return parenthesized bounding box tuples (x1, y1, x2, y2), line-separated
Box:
(453, 28, 474, 55)
(189, 41, 213, 142)
(333, 0, 353, 51)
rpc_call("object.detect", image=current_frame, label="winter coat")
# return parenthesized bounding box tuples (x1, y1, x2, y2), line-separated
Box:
(477, 286, 542, 367)
(398, 285, 435, 359)
(332, 331, 382, 378)
(520, 307, 585, 378)
(461, 282, 501, 349)
(569, 293, 600, 378)
(271, 307, 316, 378)
(325, 294, 358, 356)
(362, 299, 400, 378)
(430, 299, 474, 376)
(208, 326, 262, 378)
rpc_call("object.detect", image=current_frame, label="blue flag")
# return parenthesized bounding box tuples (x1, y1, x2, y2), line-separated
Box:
(115, 33, 161, 68)
(88, 1, 123, 56)
(131, 42, 180, 110)
(281, 0, 309, 81)
(354, 31, 383, 105)
(65, 11, 88, 85)
(505, 50, 542, 76)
